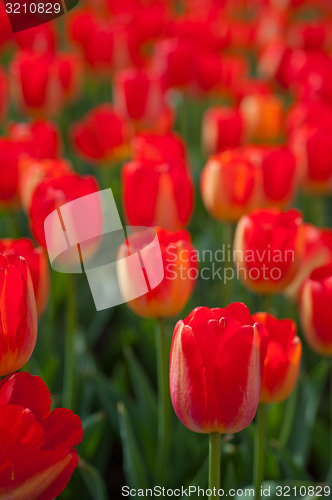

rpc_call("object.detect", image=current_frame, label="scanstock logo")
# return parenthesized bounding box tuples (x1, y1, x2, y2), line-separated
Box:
(4, 0, 79, 32)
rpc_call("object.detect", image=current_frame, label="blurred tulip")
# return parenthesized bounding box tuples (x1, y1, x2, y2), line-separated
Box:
(290, 126, 332, 194)
(119, 228, 197, 318)
(285, 224, 332, 299)
(29, 173, 99, 248)
(170, 303, 267, 433)
(0, 371, 82, 500)
(0, 253, 37, 376)
(252, 313, 302, 403)
(260, 147, 298, 207)
(240, 93, 284, 143)
(122, 159, 193, 230)
(193, 49, 222, 93)
(201, 150, 259, 223)
(114, 68, 171, 130)
(153, 38, 194, 90)
(0, 239, 50, 316)
(0, 139, 22, 208)
(234, 208, 303, 294)
(13, 23, 56, 54)
(9, 119, 63, 159)
(19, 158, 72, 212)
(71, 104, 131, 164)
(300, 263, 332, 356)
(202, 107, 243, 155)
(286, 100, 332, 135)
(10, 51, 82, 116)
(131, 131, 186, 163)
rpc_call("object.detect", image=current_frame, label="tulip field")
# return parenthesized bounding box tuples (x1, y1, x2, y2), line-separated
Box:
(1, 0, 332, 499)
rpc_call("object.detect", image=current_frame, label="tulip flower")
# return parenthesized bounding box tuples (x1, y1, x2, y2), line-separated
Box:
(0, 139, 22, 207)
(234, 208, 303, 294)
(114, 68, 173, 131)
(29, 173, 100, 248)
(260, 147, 298, 208)
(9, 119, 63, 160)
(0, 371, 82, 500)
(286, 100, 332, 135)
(202, 107, 243, 155)
(200, 150, 260, 223)
(70, 104, 131, 164)
(0, 253, 37, 376)
(170, 302, 268, 434)
(285, 224, 332, 299)
(19, 158, 72, 212)
(300, 263, 332, 356)
(131, 131, 186, 163)
(10, 51, 82, 116)
(0, 239, 50, 316)
(153, 38, 194, 90)
(290, 125, 332, 194)
(252, 313, 302, 403)
(122, 159, 194, 230)
(118, 228, 197, 318)
(193, 49, 223, 94)
(240, 93, 284, 143)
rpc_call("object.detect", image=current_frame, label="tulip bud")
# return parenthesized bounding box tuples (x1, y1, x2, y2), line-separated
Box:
(0, 253, 37, 376)
(0, 239, 50, 316)
(300, 263, 332, 356)
(200, 150, 260, 223)
(118, 227, 197, 318)
(252, 313, 302, 403)
(201, 107, 243, 155)
(170, 303, 267, 433)
(234, 208, 303, 294)
(240, 93, 284, 143)
(122, 159, 194, 231)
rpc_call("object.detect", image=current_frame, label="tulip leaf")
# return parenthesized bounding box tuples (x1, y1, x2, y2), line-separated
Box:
(78, 412, 107, 462)
(79, 460, 109, 500)
(124, 348, 158, 427)
(117, 401, 150, 489)
(287, 359, 330, 468)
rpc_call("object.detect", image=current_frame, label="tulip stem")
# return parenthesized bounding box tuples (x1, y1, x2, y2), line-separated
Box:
(156, 318, 170, 483)
(63, 274, 77, 410)
(254, 403, 267, 500)
(209, 433, 221, 498)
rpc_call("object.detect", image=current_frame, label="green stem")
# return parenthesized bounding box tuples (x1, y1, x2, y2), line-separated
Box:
(279, 384, 298, 447)
(209, 433, 221, 498)
(261, 294, 272, 314)
(63, 274, 77, 410)
(156, 318, 170, 483)
(254, 404, 267, 500)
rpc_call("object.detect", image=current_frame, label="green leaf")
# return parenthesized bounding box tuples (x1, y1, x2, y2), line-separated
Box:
(124, 348, 158, 427)
(78, 412, 107, 462)
(79, 460, 109, 500)
(117, 401, 150, 489)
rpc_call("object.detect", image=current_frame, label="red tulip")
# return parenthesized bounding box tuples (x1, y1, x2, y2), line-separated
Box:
(234, 208, 304, 294)
(19, 158, 72, 212)
(202, 107, 243, 155)
(200, 150, 260, 223)
(300, 263, 332, 356)
(114, 68, 172, 131)
(153, 38, 194, 90)
(193, 49, 223, 94)
(0, 139, 22, 208)
(13, 23, 56, 54)
(71, 104, 131, 164)
(131, 131, 186, 163)
(9, 119, 63, 160)
(122, 158, 194, 230)
(286, 100, 332, 135)
(29, 173, 100, 248)
(252, 313, 302, 403)
(260, 147, 298, 207)
(0, 371, 83, 500)
(0, 253, 37, 376)
(0, 239, 50, 316)
(170, 303, 267, 433)
(118, 228, 197, 318)
(290, 125, 332, 194)
(10, 51, 82, 116)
